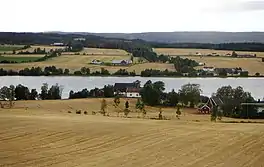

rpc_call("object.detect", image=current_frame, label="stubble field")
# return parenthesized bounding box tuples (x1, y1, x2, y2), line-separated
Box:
(154, 48, 264, 57)
(0, 46, 174, 74)
(154, 48, 264, 75)
(0, 99, 264, 167)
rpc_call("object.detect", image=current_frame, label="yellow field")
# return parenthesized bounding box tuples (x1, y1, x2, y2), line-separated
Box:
(0, 47, 174, 74)
(154, 48, 264, 57)
(22, 45, 66, 52)
(179, 56, 264, 75)
(63, 48, 130, 55)
(1, 99, 264, 167)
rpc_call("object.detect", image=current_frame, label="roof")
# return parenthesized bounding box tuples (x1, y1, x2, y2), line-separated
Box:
(114, 83, 137, 92)
(241, 103, 264, 106)
(210, 96, 224, 106)
(112, 60, 132, 64)
(127, 87, 141, 93)
(198, 104, 210, 109)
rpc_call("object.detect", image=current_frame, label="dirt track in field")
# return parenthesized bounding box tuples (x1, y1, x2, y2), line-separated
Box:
(0, 99, 264, 167)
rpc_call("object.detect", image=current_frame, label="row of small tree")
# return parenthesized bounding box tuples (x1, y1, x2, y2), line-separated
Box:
(0, 83, 63, 108)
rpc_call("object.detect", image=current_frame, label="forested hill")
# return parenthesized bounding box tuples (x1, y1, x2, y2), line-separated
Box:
(89, 32, 264, 44)
(1, 32, 264, 52)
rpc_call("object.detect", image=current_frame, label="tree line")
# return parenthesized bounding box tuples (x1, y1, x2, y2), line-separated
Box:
(1, 80, 263, 119)
(0, 83, 62, 108)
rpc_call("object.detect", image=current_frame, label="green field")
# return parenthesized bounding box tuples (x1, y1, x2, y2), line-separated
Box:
(0, 45, 24, 52)
(0, 56, 40, 63)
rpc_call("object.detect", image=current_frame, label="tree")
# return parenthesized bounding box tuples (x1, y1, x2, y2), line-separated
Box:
(167, 89, 179, 107)
(124, 101, 130, 117)
(80, 67, 90, 75)
(215, 86, 257, 118)
(176, 104, 182, 119)
(47, 84, 63, 100)
(30, 89, 38, 100)
(141, 80, 165, 106)
(179, 83, 202, 107)
(64, 69, 70, 75)
(100, 99, 107, 116)
(0, 85, 15, 108)
(40, 83, 49, 100)
(103, 85, 114, 97)
(158, 108, 163, 120)
(15, 84, 30, 100)
(125, 101, 129, 109)
(136, 99, 145, 118)
(113, 96, 121, 117)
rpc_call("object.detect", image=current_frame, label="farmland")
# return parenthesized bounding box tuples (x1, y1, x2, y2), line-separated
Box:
(0, 56, 41, 63)
(0, 46, 174, 74)
(182, 56, 264, 75)
(0, 45, 24, 52)
(0, 98, 264, 167)
(154, 48, 264, 75)
(154, 48, 264, 57)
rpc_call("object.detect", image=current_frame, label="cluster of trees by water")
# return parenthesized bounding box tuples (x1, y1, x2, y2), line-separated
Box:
(0, 66, 255, 78)
(1, 80, 262, 119)
(0, 83, 63, 108)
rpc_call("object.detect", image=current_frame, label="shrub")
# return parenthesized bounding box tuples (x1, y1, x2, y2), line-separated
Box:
(76, 110, 81, 114)
(84, 111, 88, 115)
(68, 111, 72, 113)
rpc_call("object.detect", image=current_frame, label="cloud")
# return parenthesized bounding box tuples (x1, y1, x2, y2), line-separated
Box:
(204, 0, 264, 13)
(241, 1, 264, 11)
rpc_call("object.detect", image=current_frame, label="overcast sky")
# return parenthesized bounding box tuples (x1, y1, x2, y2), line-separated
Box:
(1, 0, 264, 33)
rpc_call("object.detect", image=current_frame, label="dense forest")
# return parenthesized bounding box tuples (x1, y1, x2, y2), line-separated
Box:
(1, 32, 264, 52)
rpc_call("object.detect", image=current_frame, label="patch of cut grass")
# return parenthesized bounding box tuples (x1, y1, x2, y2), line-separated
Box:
(0, 56, 40, 63)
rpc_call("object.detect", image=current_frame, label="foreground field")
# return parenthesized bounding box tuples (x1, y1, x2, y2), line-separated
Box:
(154, 48, 264, 57)
(1, 99, 264, 167)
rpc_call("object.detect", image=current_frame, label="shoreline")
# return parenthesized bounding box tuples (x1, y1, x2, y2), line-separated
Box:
(1, 75, 264, 78)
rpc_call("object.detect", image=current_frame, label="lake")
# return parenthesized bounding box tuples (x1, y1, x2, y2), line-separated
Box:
(0, 76, 263, 100)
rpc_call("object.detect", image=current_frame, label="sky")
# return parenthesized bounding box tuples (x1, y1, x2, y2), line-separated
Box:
(1, 0, 264, 33)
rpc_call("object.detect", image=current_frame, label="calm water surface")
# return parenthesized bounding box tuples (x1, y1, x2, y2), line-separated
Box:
(0, 76, 263, 99)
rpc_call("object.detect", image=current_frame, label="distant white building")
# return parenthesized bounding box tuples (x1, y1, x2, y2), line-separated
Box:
(112, 60, 132, 66)
(125, 88, 141, 98)
(74, 38, 86, 41)
(114, 82, 141, 98)
(90, 60, 102, 65)
(202, 66, 215, 72)
(51, 43, 64, 46)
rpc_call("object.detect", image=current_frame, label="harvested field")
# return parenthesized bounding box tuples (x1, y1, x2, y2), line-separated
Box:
(0, 56, 41, 63)
(0, 99, 264, 167)
(63, 48, 130, 55)
(0, 52, 172, 74)
(154, 48, 264, 57)
(22, 45, 66, 52)
(180, 56, 264, 75)
(0, 45, 24, 52)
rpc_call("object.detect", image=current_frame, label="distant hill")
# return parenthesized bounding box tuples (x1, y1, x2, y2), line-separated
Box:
(86, 32, 264, 44)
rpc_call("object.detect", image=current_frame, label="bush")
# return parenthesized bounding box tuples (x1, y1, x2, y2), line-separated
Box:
(68, 111, 72, 113)
(76, 110, 81, 114)
(84, 111, 88, 115)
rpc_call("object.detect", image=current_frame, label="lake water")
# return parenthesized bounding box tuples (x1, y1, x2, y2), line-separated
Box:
(0, 76, 263, 100)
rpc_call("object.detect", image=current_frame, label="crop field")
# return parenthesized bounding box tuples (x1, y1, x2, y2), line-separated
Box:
(0, 99, 264, 167)
(0, 45, 24, 52)
(22, 45, 66, 52)
(179, 55, 264, 75)
(0, 56, 41, 63)
(154, 48, 264, 57)
(0, 47, 173, 74)
(63, 48, 130, 55)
